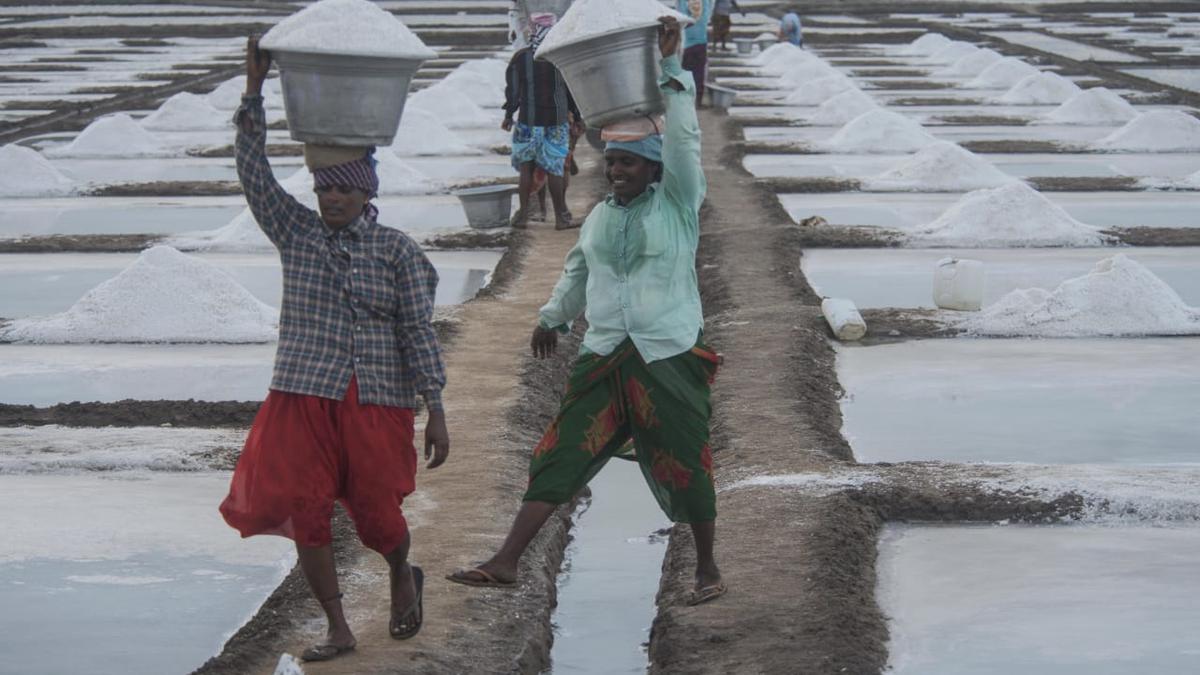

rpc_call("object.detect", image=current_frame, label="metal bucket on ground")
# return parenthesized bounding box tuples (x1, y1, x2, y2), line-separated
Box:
(272, 49, 425, 146)
(755, 36, 777, 52)
(734, 38, 754, 55)
(537, 24, 664, 129)
(707, 83, 737, 111)
(454, 184, 519, 229)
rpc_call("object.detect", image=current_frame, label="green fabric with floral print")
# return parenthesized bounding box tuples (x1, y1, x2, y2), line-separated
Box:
(524, 337, 719, 523)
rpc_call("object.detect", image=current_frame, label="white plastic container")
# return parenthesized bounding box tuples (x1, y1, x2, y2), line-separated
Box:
(933, 257, 985, 311)
(821, 297, 867, 341)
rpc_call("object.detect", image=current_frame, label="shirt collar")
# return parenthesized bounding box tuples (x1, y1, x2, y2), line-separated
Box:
(324, 214, 368, 241)
(605, 182, 659, 208)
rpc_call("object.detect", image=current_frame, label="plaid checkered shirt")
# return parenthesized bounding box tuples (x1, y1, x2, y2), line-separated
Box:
(235, 95, 445, 410)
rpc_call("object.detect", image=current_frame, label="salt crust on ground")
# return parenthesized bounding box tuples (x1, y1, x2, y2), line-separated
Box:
(1, 246, 278, 343)
(170, 153, 437, 252)
(260, 0, 436, 59)
(923, 41, 978, 64)
(784, 74, 855, 105)
(390, 107, 478, 156)
(140, 91, 230, 131)
(865, 140, 1015, 191)
(898, 33, 952, 56)
(45, 113, 173, 158)
(966, 57, 1039, 89)
(1092, 110, 1200, 151)
(1041, 87, 1138, 124)
(0, 426, 247, 474)
(1183, 169, 1200, 188)
(909, 182, 1110, 247)
(0, 144, 75, 197)
(965, 255, 1200, 337)
(995, 71, 1081, 104)
(408, 83, 494, 128)
(823, 109, 937, 153)
(809, 88, 878, 125)
(936, 48, 1002, 76)
(536, 0, 692, 56)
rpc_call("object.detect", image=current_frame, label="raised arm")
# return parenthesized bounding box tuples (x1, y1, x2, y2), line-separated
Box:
(656, 19, 706, 214)
(234, 36, 313, 247)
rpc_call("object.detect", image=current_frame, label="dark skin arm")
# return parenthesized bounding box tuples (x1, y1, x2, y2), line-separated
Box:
(425, 408, 449, 469)
(530, 18, 685, 360)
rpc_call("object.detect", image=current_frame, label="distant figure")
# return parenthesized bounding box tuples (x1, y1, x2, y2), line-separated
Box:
(677, 0, 713, 106)
(709, 0, 744, 51)
(503, 13, 582, 230)
(507, 0, 529, 50)
(778, 11, 803, 47)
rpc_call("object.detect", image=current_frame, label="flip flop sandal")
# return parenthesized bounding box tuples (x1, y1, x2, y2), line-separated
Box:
(300, 642, 356, 662)
(687, 582, 727, 606)
(445, 565, 517, 588)
(390, 566, 424, 640)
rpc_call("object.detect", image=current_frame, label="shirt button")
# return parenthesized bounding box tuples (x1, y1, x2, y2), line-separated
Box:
(352, 268, 359, 274)
(356, 325, 362, 331)
(355, 357, 362, 363)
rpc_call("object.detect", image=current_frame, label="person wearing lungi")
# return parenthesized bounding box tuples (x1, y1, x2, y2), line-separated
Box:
(218, 36, 450, 663)
(449, 17, 726, 607)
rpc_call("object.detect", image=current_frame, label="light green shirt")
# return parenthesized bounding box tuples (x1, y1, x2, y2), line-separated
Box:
(538, 55, 706, 363)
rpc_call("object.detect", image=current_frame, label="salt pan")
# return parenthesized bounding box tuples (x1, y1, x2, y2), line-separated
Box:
(1093, 110, 1200, 152)
(935, 48, 1002, 77)
(898, 33, 952, 56)
(823, 110, 937, 153)
(784, 75, 855, 105)
(45, 113, 172, 158)
(1, 246, 279, 343)
(809, 89, 878, 125)
(260, 0, 436, 59)
(909, 182, 1110, 247)
(536, 0, 692, 57)
(965, 57, 1039, 89)
(995, 71, 1081, 104)
(0, 144, 75, 197)
(390, 107, 478, 156)
(966, 254, 1200, 336)
(140, 91, 230, 131)
(1042, 87, 1138, 125)
(865, 141, 1015, 191)
(408, 84, 494, 129)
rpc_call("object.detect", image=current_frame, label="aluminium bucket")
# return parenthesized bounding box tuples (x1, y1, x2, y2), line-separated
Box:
(707, 83, 737, 111)
(454, 184, 519, 229)
(537, 24, 664, 129)
(734, 38, 754, 55)
(272, 49, 425, 146)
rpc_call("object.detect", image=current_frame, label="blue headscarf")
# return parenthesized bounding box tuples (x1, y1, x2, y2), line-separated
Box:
(604, 134, 663, 163)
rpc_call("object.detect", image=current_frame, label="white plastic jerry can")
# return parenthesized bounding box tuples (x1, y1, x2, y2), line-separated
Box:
(932, 257, 985, 311)
(821, 297, 867, 341)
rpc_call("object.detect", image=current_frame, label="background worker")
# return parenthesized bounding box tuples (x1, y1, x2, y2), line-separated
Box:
(710, 0, 744, 52)
(676, 0, 713, 106)
(778, 10, 803, 47)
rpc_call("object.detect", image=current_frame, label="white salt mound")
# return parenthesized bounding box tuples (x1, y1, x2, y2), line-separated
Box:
(750, 42, 804, 67)
(390, 107, 477, 156)
(966, 57, 1039, 88)
(866, 141, 1014, 191)
(1183, 169, 1200, 188)
(1093, 110, 1200, 151)
(373, 147, 439, 194)
(408, 84, 493, 129)
(260, 0, 436, 59)
(46, 113, 171, 158)
(0, 144, 75, 197)
(536, 0, 692, 56)
(924, 42, 978, 64)
(899, 33, 952, 56)
(777, 60, 842, 87)
(1042, 87, 1138, 125)
(784, 74, 855, 105)
(809, 88, 878, 125)
(140, 91, 230, 131)
(910, 182, 1109, 247)
(1, 246, 278, 343)
(966, 254, 1200, 337)
(996, 71, 1081, 104)
(936, 48, 1002, 76)
(439, 68, 505, 108)
(208, 76, 284, 111)
(824, 110, 937, 153)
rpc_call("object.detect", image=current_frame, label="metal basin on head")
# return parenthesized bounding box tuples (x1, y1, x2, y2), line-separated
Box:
(537, 24, 664, 129)
(734, 38, 754, 55)
(453, 184, 519, 229)
(272, 49, 425, 146)
(519, 0, 572, 18)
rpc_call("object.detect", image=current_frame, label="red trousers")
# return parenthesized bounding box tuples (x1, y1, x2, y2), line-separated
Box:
(219, 377, 417, 554)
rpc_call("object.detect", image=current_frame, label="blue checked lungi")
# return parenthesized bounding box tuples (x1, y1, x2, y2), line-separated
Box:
(511, 122, 570, 176)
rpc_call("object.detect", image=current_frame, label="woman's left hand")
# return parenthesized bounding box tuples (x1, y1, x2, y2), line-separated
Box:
(658, 16, 681, 58)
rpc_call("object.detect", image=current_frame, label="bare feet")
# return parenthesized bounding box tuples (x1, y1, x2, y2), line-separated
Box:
(302, 596, 356, 662)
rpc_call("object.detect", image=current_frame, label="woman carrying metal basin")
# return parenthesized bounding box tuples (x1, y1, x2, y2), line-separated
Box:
(449, 16, 726, 607)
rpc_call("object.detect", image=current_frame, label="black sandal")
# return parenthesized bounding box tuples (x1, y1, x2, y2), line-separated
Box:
(390, 566, 424, 640)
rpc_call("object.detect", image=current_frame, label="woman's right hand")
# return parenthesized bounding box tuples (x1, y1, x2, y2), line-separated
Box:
(531, 325, 558, 359)
(657, 17, 681, 58)
(245, 35, 271, 96)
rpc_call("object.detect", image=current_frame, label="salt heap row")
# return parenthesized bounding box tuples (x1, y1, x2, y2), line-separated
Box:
(0, 144, 76, 197)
